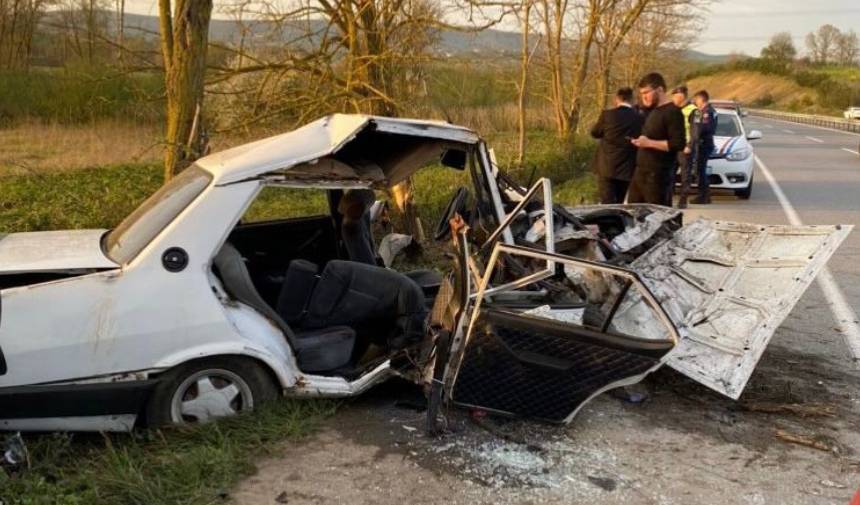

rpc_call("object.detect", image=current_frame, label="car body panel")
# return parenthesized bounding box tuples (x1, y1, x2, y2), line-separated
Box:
(843, 107, 860, 120)
(448, 243, 679, 424)
(0, 113, 851, 431)
(632, 219, 852, 399)
(196, 114, 479, 185)
(0, 230, 117, 274)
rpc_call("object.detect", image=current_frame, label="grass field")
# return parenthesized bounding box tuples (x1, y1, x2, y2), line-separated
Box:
(0, 129, 597, 234)
(0, 124, 596, 505)
(0, 401, 336, 505)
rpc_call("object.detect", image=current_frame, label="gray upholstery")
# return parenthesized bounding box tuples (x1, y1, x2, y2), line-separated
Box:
(214, 243, 355, 372)
(277, 259, 319, 324)
(294, 326, 356, 372)
(214, 243, 297, 344)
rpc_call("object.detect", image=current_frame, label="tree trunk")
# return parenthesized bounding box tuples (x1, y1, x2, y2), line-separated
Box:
(516, 1, 531, 166)
(159, 0, 213, 181)
(564, 2, 600, 138)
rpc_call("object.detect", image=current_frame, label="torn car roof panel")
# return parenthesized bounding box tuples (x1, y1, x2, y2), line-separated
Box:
(632, 219, 852, 399)
(198, 114, 479, 185)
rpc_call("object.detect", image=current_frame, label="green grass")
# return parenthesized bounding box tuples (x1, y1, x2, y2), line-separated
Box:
(0, 67, 163, 125)
(0, 400, 336, 505)
(0, 130, 597, 235)
(0, 163, 163, 232)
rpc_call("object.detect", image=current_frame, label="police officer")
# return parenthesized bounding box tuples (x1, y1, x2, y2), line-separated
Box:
(671, 86, 697, 208)
(689, 90, 718, 205)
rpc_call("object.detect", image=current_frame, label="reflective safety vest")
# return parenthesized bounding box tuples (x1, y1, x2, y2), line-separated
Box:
(681, 102, 696, 145)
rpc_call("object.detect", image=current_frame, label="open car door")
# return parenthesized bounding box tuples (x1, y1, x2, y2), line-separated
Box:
(444, 243, 680, 424)
(631, 219, 852, 399)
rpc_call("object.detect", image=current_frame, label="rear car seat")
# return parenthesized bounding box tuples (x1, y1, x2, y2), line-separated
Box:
(214, 243, 355, 374)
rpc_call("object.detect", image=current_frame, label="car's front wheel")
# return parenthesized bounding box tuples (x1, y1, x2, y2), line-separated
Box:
(145, 356, 278, 427)
(735, 175, 753, 200)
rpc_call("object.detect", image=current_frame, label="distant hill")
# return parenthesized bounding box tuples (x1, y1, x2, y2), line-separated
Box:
(688, 70, 818, 109)
(91, 12, 727, 61)
(684, 49, 732, 64)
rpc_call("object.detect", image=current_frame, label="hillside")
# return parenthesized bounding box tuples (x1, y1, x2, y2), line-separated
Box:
(687, 70, 819, 110)
(56, 11, 726, 60)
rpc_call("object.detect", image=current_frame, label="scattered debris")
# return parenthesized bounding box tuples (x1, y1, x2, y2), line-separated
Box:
(819, 479, 847, 489)
(275, 490, 289, 503)
(774, 429, 838, 453)
(587, 475, 618, 491)
(402, 425, 418, 432)
(740, 402, 837, 418)
(609, 384, 650, 404)
(378, 233, 416, 267)
(1, 433, 30, 472)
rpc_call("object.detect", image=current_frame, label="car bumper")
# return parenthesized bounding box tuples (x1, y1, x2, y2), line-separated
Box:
(680, 156, 754, 189)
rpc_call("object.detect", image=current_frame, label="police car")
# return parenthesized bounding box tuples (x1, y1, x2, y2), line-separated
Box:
(702, 107, 762, 199)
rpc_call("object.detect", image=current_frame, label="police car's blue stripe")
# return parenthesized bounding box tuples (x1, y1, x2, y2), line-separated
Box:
(721, 136, 741, 155)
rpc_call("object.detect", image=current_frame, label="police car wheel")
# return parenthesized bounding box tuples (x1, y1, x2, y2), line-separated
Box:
(735, 175, 753, 200)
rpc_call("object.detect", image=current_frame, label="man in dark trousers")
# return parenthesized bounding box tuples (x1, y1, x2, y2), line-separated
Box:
(690, 90, 718, 204)
(590, 87, 642, 203)
(671, 86, 697, 208)
(628, 73, 686, 204)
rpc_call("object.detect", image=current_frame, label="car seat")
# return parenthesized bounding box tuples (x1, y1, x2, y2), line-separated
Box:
(277, 258, 428, 351)
(213, 243, 355, 373)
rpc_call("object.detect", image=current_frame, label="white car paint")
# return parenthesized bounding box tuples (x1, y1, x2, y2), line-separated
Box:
(703, 109, 761, 193)
(0, 114, 487, 431)
(0, 113, 850, 431)
(0, 229, 117, 273)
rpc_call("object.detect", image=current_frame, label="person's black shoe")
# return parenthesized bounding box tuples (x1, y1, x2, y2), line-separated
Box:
(691, 196, 711, 205)
(677, 197, 688, 209)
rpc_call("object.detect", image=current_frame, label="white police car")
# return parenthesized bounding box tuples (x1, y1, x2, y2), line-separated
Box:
(704, 107, 762, 199)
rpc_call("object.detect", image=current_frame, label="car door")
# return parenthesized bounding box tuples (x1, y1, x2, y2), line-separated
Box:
(630, 219, 852, 399)
(444, 243, 680, 424)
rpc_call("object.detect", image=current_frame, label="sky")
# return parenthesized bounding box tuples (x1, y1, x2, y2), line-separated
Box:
(698, 1, 860, 56)
(122, 0, 860, 57)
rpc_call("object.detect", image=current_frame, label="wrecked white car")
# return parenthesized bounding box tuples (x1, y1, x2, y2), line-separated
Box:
(0, 114, 851, 431)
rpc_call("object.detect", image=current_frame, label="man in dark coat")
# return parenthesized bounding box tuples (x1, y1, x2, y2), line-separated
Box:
(689, 89, 719, 204)
(590, 87, 642, 204)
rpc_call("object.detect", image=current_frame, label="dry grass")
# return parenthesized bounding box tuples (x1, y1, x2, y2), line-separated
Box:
(0, 120, 163, 176)
(687, 70, 818, 109)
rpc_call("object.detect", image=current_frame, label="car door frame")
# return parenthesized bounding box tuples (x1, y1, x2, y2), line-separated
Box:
(443, 242, 680, 423)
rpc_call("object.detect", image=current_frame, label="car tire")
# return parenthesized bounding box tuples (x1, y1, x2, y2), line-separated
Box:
(144, 356, 279, 428)
(735, 176, 753, 200)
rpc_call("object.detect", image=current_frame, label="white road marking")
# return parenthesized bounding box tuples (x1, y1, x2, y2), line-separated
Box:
(805, 135, 823, 143)
(782, 129, 795, 134)
(758, 115, 860, 137)
(755, 155, 860, 366)
(842, 148, 859, 155)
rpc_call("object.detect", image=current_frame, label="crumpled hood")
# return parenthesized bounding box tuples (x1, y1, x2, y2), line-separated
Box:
(0, 229, 118, 274)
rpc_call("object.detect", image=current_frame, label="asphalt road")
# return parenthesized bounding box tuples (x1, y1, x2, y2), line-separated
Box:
(684, 114, 860, 368)
(234, 115, 860, 505)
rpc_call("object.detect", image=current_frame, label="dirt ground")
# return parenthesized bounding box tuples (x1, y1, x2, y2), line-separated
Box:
(230, 285, 860, 505)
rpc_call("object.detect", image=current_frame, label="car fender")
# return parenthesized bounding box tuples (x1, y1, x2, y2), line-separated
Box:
(152, 341, 299, 390)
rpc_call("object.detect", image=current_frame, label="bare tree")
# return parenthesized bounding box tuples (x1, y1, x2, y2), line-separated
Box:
(159, 0, 213, 180)
(835, 29, 859, 66)
(0, 0, 46, 69)
(515, 0, 539, 165)
(805, 24, 840, 64)
(760, 31, 796, 65)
